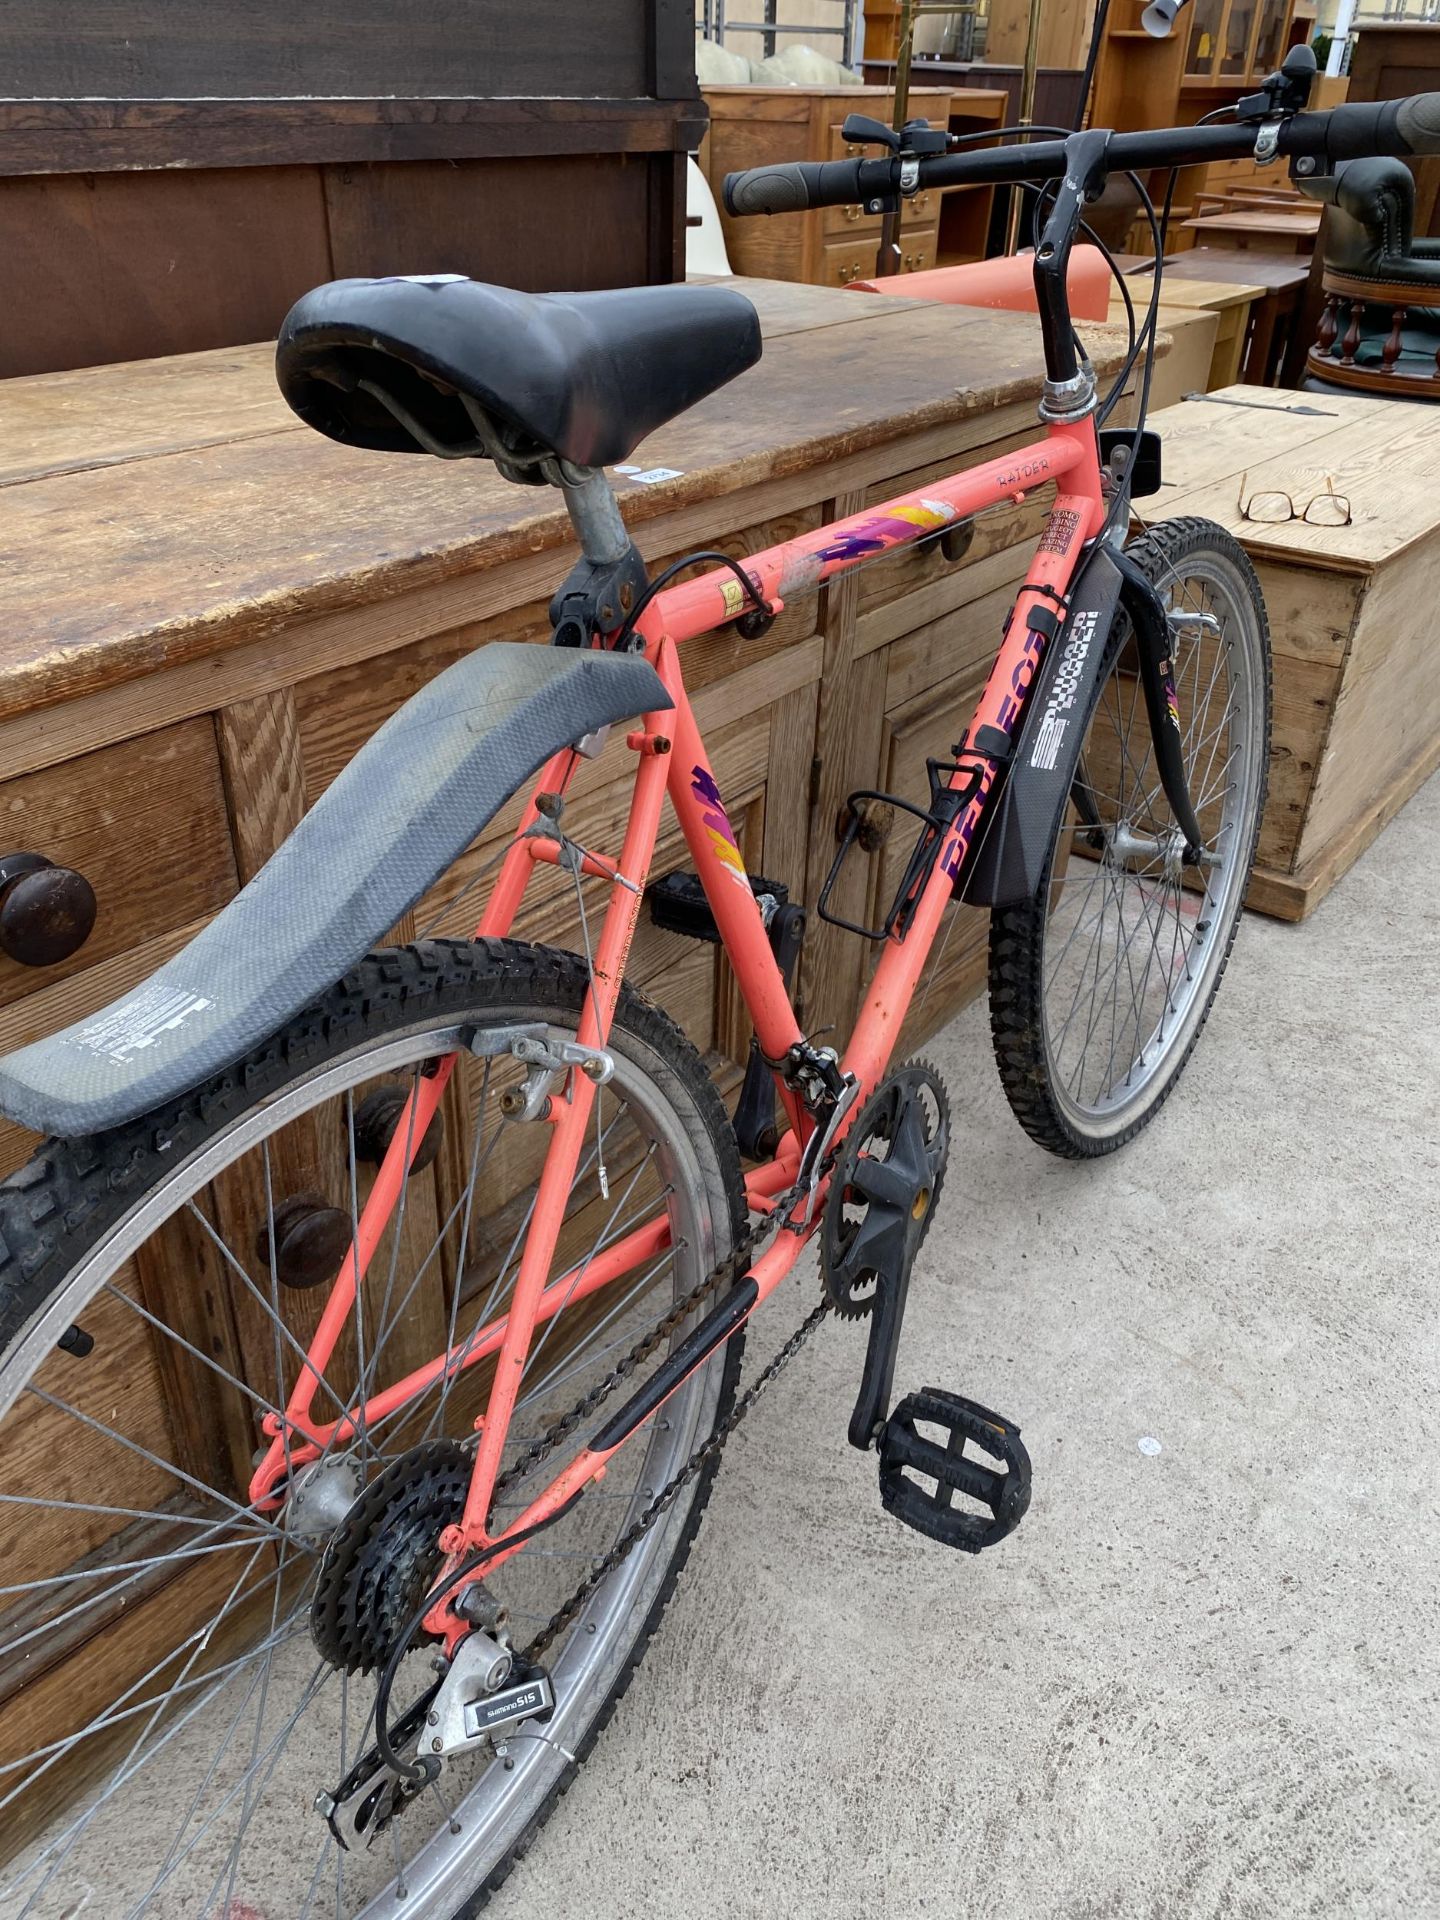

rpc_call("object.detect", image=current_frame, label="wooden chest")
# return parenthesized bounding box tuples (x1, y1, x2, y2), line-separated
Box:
(1154, 385, 1440, 920)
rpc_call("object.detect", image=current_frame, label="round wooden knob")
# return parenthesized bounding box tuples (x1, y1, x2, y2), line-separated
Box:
(840, 797, 894, 853)
(352, 1084, 445, 1176)
(254, 1193, 355, 1291)
(0, 853, 98, 968)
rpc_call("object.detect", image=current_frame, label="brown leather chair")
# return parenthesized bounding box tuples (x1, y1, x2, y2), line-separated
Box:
(1298, 157, 1440, 398)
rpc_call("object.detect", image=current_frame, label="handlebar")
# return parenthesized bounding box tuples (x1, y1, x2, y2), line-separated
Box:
(722, 91, 1440, 219)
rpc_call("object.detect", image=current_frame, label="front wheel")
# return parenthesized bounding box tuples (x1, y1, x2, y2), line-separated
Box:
(988, 517, 1272, 1158)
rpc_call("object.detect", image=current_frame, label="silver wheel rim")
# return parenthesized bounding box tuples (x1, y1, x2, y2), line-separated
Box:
(0, 1010, 731, 1918)
(1038, 546, 1265, 1140)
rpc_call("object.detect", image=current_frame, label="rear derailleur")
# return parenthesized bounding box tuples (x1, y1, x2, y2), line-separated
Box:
(821, 1061, 1031, 1554)
(315, 1626, 556, 1852)
(306, 1438, 559, 1850)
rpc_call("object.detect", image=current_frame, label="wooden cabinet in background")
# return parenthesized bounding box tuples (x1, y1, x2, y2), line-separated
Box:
(0, 0, 701, 380)
(1091, 0, 1306, 252)
(1348, 25, 1440, 237)
(702, 84, 1012, 285)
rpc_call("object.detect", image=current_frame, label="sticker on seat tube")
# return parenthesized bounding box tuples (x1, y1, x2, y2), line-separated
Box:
(691, 766, 751, 891)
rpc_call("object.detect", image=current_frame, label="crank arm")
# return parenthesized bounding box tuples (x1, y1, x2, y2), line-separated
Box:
(848, 1254, 913, 1451)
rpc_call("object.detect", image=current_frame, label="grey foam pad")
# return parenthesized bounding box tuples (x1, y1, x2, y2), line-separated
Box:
(0, 643, 670, 1138)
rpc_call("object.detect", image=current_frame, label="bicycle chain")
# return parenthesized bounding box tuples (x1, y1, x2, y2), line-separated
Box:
(487, 1217, 770, 1517)
(523, 1287, 831, 1661)
(479, 1163, 839, 1666)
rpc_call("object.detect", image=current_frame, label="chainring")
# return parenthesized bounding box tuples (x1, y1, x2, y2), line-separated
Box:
(821, 1061, 951, 1319)
(311, 1439, 472, 1676)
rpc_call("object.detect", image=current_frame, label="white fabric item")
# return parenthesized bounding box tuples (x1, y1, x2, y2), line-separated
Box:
(686, 157, 733, 277)
(756, 43, 862, 86)
(694, 36, 755, 84)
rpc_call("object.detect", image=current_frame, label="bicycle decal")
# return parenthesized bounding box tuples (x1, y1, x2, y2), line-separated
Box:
(814, 497, 958, 563)
(691, 764, 750, 888)
(1039, 506, 1083, 554)
(1030, 607, 1102, 772)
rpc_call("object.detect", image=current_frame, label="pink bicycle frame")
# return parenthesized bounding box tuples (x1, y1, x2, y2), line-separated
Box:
(248, 414, 1106, 1630)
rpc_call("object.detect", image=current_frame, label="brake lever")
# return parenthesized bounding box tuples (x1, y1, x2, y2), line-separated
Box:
(839, 113, 950, 160)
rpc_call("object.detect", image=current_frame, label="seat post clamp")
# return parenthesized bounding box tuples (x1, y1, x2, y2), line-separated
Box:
(549, 544, 651, 650)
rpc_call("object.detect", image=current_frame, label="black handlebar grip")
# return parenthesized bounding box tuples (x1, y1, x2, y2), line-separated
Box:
(1288, 94, 1440, 164)
(1397, 92, 1440, 154)
(724, 157, 866, 217)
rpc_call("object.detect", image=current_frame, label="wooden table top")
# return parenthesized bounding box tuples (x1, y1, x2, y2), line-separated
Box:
(1107, 292, 1218, 335)
(1135, 275, 1266, 313)
(1156, 249, 1312, 294)
(1153, 385, 1440, 572)
(1180, 208, 1321, 244)
(0, 276, 1132, 732)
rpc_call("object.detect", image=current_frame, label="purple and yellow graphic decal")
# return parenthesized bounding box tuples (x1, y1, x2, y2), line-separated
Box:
(1161, 659, 1181, 732)
(692, 766, 750, 890)
(814, 498, 958, 566)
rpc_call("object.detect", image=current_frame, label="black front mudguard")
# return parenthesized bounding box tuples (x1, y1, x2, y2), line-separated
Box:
(960, 539, 1201, 909)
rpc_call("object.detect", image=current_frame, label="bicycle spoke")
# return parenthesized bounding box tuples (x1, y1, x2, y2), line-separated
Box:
(185, 1196, 351, 1423)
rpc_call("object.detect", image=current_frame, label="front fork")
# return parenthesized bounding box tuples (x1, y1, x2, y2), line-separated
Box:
(1112, 549, 1209, 860)
(1068, 552, 1209, 860)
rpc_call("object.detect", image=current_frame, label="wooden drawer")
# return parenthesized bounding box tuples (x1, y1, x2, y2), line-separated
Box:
(823, 198, 881, 240)
(822, 226, 938, 287)
(0, 718, 238, 1011)
(820, 187, 942, 239)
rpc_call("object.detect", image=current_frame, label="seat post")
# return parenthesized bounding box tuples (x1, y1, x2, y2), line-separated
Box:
(549, 467, 650, 649)
(560, 468, 631, 567)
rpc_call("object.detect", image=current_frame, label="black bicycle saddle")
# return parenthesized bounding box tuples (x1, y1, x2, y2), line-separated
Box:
(275, 275, 763, 471)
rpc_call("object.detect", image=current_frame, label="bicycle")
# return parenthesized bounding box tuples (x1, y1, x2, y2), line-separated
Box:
(0, 63, 1434, 1920)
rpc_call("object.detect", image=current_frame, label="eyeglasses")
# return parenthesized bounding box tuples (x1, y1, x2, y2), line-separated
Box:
(1236, 472, 1352, 528)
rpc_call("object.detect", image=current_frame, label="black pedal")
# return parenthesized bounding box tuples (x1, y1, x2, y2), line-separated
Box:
(734, 900, 807, 1161)
(877, 1389, 1031, 1554)
(647, 868, 788, 944)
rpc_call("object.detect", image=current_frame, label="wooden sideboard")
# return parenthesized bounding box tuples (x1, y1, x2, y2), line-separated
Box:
(700, 84, 1008, 286)
(861, 57, 1087, 132)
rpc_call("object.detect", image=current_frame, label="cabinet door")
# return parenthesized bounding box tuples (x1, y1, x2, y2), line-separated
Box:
(1251, 0, 1288, 79)
(1184, 0, 1225, 79)
(1219, 0, 1260, 78)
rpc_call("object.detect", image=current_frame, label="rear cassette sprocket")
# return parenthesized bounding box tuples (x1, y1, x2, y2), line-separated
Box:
(311, 1438, 471, 1676)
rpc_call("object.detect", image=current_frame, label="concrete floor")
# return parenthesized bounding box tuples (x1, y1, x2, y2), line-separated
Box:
(494, 769, 1440, 1920)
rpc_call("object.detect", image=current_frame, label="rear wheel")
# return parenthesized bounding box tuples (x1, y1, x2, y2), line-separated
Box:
(0, 938, 743, 1918)
(988, 518, 1271, 1157)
